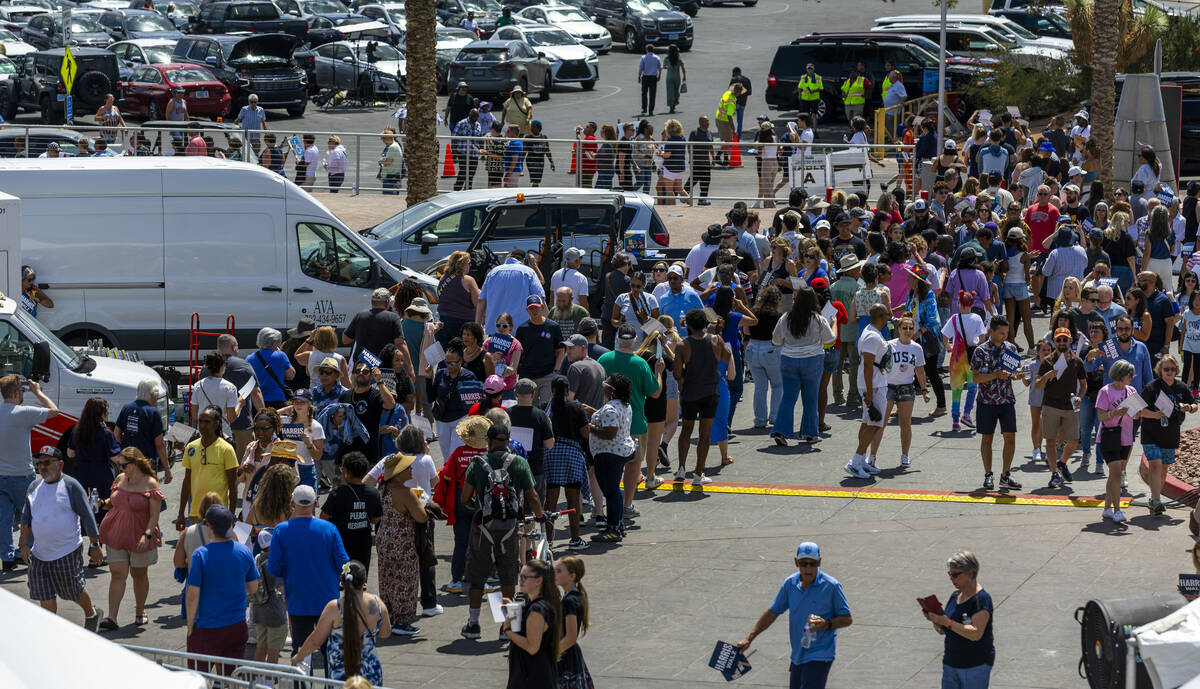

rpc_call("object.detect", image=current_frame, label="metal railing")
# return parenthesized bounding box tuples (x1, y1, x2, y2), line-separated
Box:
(0, 121, 913, 202)
(122, 643, 405, 689)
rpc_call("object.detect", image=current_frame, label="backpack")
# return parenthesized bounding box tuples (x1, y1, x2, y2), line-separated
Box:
(477, 451, 522, 527)
(247, 553, 271, 606)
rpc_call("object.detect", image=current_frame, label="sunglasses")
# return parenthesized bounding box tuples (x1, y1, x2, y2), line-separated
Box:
(519, 572, 541, 581)
(254, 425, 273, 432)
(354, 368, 369, 375)
(1162, 366, 1179, 372)
(446, 360, 462, 366)
(1088, 298, 1100, 303)
(1038, 191, 1050, 196)
(495, 322, 511, 330)
(948, 570, 964, 579)
(653, 267, 667, 273)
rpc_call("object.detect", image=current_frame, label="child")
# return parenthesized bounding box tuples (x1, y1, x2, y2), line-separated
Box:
(979, 261, 1001, 320)
(250, 530, 288, 664)
(941, 291, 985, 431)
(1022, 339, 1054, 466)
(1182, 291, 1200, 395)
(555, 555, 594, 689)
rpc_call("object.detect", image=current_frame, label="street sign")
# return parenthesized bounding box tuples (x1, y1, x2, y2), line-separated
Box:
(60, 45, 77, 94)
(65, 95, 72, 122)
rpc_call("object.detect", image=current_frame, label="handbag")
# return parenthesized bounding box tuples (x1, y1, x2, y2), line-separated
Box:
(414, 519, 436, 568)
(679, 81, 688, 94)
(1099, 389, 1128, 458)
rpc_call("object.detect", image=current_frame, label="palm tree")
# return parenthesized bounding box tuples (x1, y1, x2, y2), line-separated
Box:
(405, 0, 438, 205)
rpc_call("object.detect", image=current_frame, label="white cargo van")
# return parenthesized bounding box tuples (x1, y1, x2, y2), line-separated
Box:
(0, 157, 437, 362)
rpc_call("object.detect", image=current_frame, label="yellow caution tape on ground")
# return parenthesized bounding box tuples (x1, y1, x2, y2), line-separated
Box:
(640, 481, 1131, 508)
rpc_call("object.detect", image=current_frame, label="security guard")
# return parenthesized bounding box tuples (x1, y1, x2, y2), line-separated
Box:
(797, 63, 823, 121)
(840, 65, 867, 122)
(716, 82, 743, 143)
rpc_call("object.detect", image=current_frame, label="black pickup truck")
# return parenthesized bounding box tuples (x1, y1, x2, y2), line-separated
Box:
(190, 0, 308, 39)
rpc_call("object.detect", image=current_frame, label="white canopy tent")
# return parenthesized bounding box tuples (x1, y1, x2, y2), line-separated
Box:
(0, 588, 206, 689)
(1132, 597, 1200, 689)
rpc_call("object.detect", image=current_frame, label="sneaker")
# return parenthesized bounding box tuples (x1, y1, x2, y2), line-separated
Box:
(1081, 449, 1092, 465)
(698, 199, 711, 206)
(1094, 461, 1105, 476)
(952, 422, 961, 432)
(692, 474, 712, 485)
(1102, 508, 1115, 520)
(441, 581, 463, 594)
(900, 455, 911, 467)
(567, 538, 590, 551)
(84, 607, 103, 633)
(595, 516, 607, 529)
(844, 463, 871, 479)
(674, 468, 686, 481)
(1121, 472, 1128, 489)
(582, 499, 594, 511)
(982, 473, 994, 490)
(1058, 462, 1072, 483)
(960, 415, 975, 429)
(460, 622, 481, 639)
(624, 505, 640, 518)
(1048, 473, 1064, 489)
(643, 476, 664, 490)
(590, 529, 622, 543)
(421, 604, 444, 617)
(483, 582, 500, 593)
(999, 473, 1022, 490)
(771, 432, 788, 447)
(1112, 510, 1128, 523)
(1032, 448, 1044, 464)
(658, 442, 670, 467)
(861, 461, 881, 474)
(1, 560, 17, 572)
(1151, 499, 1167, 516)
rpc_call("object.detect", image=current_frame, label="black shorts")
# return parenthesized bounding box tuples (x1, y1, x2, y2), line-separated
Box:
(976, 403, 1017, 435)
(547, 481, 583, 490)
(680, 394, 719, 421)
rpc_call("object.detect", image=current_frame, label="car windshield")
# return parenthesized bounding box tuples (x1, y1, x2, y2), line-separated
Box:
(978, 27, 1015, 47)
(996, 20, 1038, 40)
(525, 28, 574, 46)
(58, 15, 102, 32)
(463, 0, 500, 12)
(630, 0, 672, 12)
(455, 47, 505, 62)
(0, 29, 17, 41)
(15, 0, 53, 8)
(0, 57, 14, 74)
(221, 42, 290, 64)
(165, 66, 214, 82)
(437, 27, 474, 40)
(302, 0, 349, 13)
(14, 307, 85, 373)
(143, 45, 174, 62)
(370, 197, 454, 240)
(353, 42, 401, 60)
(228, 3, 279, 18)
(545, 8, 588, 22)
(127, 14, 175, 31)
(385, 7, 404, 22)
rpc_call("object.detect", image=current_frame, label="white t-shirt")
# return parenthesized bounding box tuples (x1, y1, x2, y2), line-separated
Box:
(28, 477, 85, 561)
(367, 452, 437, 494)
(856, 324, 889, 391)
(685, 243, 718, 283)
(940, 312, 987, 349)
(279, 415, 325, 465)
(306, 350, 347, 381)
(698, 267, 744, 289)
(551, 267, 590, 300)
(613, 292, 660, 344)
(848, 131, 869, 152)
(192, 376, 239, 436)
(885, 339, 926, 385)
(303, 145, 319, 177)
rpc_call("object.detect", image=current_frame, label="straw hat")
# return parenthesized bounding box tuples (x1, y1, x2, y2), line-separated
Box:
(383, 453, 416, 482)
(457, 416, 492, 450)
(266, 440, 301, 462)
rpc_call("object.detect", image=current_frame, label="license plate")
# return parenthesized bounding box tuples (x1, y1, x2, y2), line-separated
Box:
(473, 69, 484, 76)
(668, 32, 678, 39)
(193, 90, 208, 99)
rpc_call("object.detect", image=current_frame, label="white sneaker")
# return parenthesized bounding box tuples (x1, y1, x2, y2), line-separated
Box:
(674, 468, 686, 481)
(692, 474, 712, 485)
(1112, 510, 1127, 523)
(1102, 508, 1115, 520)
(422, 604, 444, 617)
(862, 462, 881, 474)
(1032, 448, 1043, 463)
(844, 462, 870, 479)
(900, 455, 911, 467)
(866, 455, 877, 467)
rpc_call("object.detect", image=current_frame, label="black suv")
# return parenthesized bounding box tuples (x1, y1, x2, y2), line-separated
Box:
(765, 33, 985, 121)
(1, 48, 119, 124)
(588, 0, 692, 52)
(172, 34, 308, 115)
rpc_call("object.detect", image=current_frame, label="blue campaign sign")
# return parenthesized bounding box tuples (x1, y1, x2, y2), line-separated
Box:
(922, 69, 950, 94)
(1000, 349, 1021, 373)
(708, 641, 752, 681)
(357, 348, 382, 368)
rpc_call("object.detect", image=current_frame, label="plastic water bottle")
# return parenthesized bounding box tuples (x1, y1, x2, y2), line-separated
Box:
(89, 488, 99, 513)
(800, 621, 817, 649)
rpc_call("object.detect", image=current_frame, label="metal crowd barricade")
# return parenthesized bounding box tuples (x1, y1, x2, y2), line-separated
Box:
(121, 643, 406, 689)
(2, 122, 912, 202)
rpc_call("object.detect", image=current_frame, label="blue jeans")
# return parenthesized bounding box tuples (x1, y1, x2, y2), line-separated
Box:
(451, 501, 473, 583)
(633, 165, 651, 193)
(1078, 395, 1099, 455)
(774, 354, 823, 438)
(0, 474, 33, 562)
(746, 340, 783, 425)
(797, 354, 825, 438)
(595, 167, 616, 189)
(941, 663, 992, 689)
(789, 660, 833, 689)
(727, 343, 744, 427)
(735, 105, 746, 138)
(593, 452, 628, 532)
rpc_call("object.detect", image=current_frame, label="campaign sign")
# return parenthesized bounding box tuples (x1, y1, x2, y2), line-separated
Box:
(1180, 574, 1200, 596)
(280, 423, 305, 441)
(458, 379, 485, 408)
(1000, 349, 1021, 373)
(1102, 338, 1119, 360)
(708, 641, 752, 682)
(358, 349, 382, 368)
(487, 333, 515, 355)
(379, 367, 397, 390)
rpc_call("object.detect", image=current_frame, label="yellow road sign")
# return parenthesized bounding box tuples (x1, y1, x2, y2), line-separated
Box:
(60, 46, 77, 94)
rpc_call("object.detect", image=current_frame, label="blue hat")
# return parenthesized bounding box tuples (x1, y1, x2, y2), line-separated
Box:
(1038, 140, 1055, 152)
(796, 541, 821, 561)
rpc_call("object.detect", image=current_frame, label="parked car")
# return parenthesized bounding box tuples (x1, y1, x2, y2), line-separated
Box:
(2, 0, 57, 12)
(873, 14, 1073, 52)
(436, 0, 500, 36)
(278, 0, 363, 24)
(0, 4, 48, 31)
(764, 33, 986, 121)
(190, 1, 308, 38)
(587, 0, 692, 52)
(491, 24, 596, 89)
(989, 8, 1072, 39)
(514, 4, 610, 53)
(355, 2, 404, 42)
(124, 0, 197, 28)
(665, 0, 697, 16)
(109, 38, 176, 78)
(867, 24, 1067, 66)
(97, 8, 182, 38)
(304, 14, 344, 46)
(697, 0, 754, 5)
(428, 24, 473, 91)
(0, 27, 35, 55)
(0, 54, 16, 81)
(445, 38, 551, 98)
(0, 126, 89, 156)
(118, 62, 229, 117)
(81, 0, 131, 9)
(363, 188, 670, 275)
(172, 33, 307, 114)
(1, 47, 119, 123)
(22, 11, 110, 48)
(307, 39, 402, 96)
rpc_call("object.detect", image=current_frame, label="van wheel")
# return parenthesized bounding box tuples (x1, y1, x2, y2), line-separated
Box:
(287, 102, 307, 117)
(742, 0, 756, 5)
(814, 98, 827, 121)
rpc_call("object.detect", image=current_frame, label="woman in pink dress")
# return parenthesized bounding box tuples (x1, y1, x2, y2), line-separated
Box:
(97, 448, 164, 630)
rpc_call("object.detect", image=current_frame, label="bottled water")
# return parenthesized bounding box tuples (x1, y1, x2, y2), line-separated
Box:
(801, 622, 817, 649)
(89, 488, 99, 513)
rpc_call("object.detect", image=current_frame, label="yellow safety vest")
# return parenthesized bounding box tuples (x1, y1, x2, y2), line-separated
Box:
(798, 74, 822, 101)
(716, 90, 737, 122)
(882, 73, 895, 94)
(841, 76, 865, 106)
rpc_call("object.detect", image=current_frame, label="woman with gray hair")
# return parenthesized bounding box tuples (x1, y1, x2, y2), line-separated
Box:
(249, 327, 296, 409)
(1094, 359, 1144, 523)
(924, 550, 994, 688)
(114, 379, 171, 483)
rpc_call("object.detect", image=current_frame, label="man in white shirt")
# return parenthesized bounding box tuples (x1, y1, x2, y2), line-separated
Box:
(1070, 109, 1090, 163)
(847, 304, 891, 478)
(298, 134, 319, 190)
(685, 224, 723, 287)
(550, 247, 589, 307)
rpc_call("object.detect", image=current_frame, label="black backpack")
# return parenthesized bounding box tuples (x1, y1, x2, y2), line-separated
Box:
(476, 451, 522, 527)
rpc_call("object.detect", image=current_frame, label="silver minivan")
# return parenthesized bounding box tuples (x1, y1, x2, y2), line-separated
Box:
(362, 187, 671, 273)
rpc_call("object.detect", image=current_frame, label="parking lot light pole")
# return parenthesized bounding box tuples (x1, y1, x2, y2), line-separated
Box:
(936, 0, 947, 151)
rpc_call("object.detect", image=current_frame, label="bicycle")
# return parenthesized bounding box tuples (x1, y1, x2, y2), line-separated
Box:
(522, 509, 574, 566)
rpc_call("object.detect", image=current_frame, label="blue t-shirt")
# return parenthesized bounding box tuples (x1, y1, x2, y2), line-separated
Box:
(249, 349, 293, 403)
(266, 516, 349, 615)
(504, 139, 524, 173)
(188, 540, 258, 629)
(379, 405, 410, 456)
(768, 570, 852, 665)
(943, 588, 995, 668)
(663, 135, 687, 172)
(115, 399, 165, 462)
(1146, 290, 1175, 353)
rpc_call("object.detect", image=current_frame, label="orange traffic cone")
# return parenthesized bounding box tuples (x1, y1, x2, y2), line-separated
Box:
(728, 136, 742, 168)
(568, 141, 577, 174)
(441, 143, 455, 177)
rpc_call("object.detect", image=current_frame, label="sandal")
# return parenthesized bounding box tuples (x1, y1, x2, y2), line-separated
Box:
(135, 613, 149, 626)
(721, 456, 735, 466)
(98, 617, 119, 631)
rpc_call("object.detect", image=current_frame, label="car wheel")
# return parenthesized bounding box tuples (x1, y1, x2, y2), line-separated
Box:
(680, 41, 692, 51)
(814, 98, 826, 121)
(625, 27, 639, 52)
(147, 99, 162, 120)
(581, 79, 595, 90)
(287, 101, 307, 116)
(686, 6, 698, 15)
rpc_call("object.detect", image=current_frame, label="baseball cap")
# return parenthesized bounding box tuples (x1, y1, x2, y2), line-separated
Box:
(483, 374, 506, 395)
(1063, 183, 1080, 194)
(526, 294, 545, 307)
(566, 333, 588, 348)
(35, 445, 62, 460)
(290, 387, 312, 402)
(814, 218, 831, 231)
(487, 424, 510, 441)
(1075, 109, 1089, 121)
(1067, 167, 1083, 178)
(667, 265, 684, 277)
(46, 142, 60, 151)
(204, 505, 235, 539)
(564, 247, 585, 262)
(257, 529, 273, 549)
(578, 317, 598, 335)
(371, 287, 391, 303)
(834, 212, 851, 225)
(1088, 227, 1105, 241)
(1038, 140, 1055, 152)
(1053, 327, 1072, 341)
(796, 541, 821, 561)
(809, 276, 829, 289)
(457, 81, 469, 89)
(617, 323, 638, 342)
(912, 199, 927, 212)
(1131, 179, 1146, 192)
(943, 140, 957, 151)
(292, 484, 317, 506)
(720, 225, 737, 237)
(1006, 228, 1025, 242)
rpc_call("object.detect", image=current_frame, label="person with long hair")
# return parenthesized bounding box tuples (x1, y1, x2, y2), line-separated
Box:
(595, 123, 618, 190)
(1000, 228, 1035, 351)
(1176, 272, 1199, 317)
(1144, 205, 1179, 289)
(1090, 200, 1109, 231)
(660, 119, 690, 205)
(1076, 323, 1110, 473)
(1103, 211, 1138, 293)
(1140, 354, 1198, 515)
(437, 250, 482, 349)
(459, 322, 495, 382)
(1181, 291, 1200, 392)
(544, 376, 590, 548)
(664, 43, 685, 114)
(1124, 287, 1154, 344)
(711, 285, 756, 429)
(753, 120, 779, 208)
(705, 314, 737, 465)
(246, 462, 296, 529)
(758, 238, 797, 311)
(67, 397, 122, 522)
(771, 286, 835, 446)
(484, 312, 524, 399)
(1132, 146, 1161, 198)
(905, 265, 945, 414)
(747, 285, 785, 427)
(870, 316, 929, 468)
(375, 453, 428, 635)
(504, 558, 561, 689)
(812, 277, 846, 431)
(635, 331, 675, 485)
(941, 291, 984, 432)
(589, 373, 635, 542)
(390, 278, 424, 318)
(555, 555, 593, 689)
(296, 325, 351, 388)
(1053, 276, 1082, 315)
(95, 448, 163, 629)
(292, 560, 391, 684)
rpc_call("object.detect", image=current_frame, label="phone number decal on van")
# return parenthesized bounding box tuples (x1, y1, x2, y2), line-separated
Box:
(75, 387, 115, 395)
(304, 300, 347, 325)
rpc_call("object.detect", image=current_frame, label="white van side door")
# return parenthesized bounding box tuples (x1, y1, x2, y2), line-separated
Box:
(287, 219, 383, 331)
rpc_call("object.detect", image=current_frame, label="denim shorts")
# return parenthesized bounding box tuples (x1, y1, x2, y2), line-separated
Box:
(665, 373, 680, 401)
(1144, 443, 1177, 465)
(1002, 282, 1029, 300)
(887, 383, 915, 403)
(823, 347, 839, 373)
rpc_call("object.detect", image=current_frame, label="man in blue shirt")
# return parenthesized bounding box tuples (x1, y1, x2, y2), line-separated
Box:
(1100, 314, 1154, 392)
(637, 44, 661, 116)
(477, 250, 545, 336)
(267, 484, 349, 658)
(727, 206, 761, 263)
(737, 542, 853, 689)
(658, 266, 703, 326)
(186, 504, 259, 671)
(1139, 271, 1179, 357)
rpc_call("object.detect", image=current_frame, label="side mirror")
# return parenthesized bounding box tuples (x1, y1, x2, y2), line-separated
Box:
(31, 341, 49, 383)
(419, 232, 439, 253)
(205, 55, 217, 64)
(537, 51, 545, 58)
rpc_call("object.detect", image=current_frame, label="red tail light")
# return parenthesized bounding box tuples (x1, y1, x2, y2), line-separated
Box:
(767, 73, 777, 87)
(651, 227, 669, 247)
(249, 25, 256, 32)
